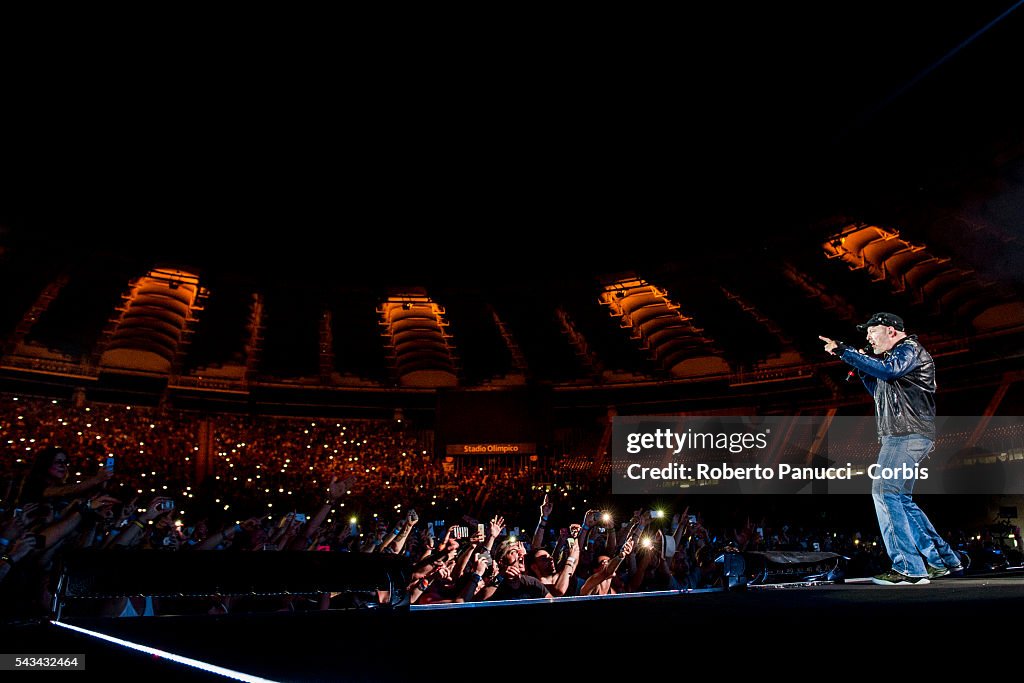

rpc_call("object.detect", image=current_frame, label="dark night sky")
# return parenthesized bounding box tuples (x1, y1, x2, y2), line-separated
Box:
(2, 3, 1021, 287)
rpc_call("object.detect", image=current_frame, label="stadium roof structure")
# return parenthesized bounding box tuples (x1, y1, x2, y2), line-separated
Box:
(0, 3, 1021, 408)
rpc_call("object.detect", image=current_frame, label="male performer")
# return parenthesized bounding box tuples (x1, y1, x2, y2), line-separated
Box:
(820, 312, 963, 585)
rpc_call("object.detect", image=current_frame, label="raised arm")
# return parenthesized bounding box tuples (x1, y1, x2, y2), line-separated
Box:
(531, 493, 552, 550)
(101, 497, 139, 549)
(455, 554, 491, 603)
(578, 509, 598, 549)
(115, 496, 173, 548)
(383, 509, 419, 555)
(453, 527, 486, 578)
(627, 537, 654, 593)
(408, 561, 452, 605)
(46, 494, 120, 554)
(580, 538, 633, 596)
(42, 468, 113, 500)
(483, 515, 505, 553)
(550, 528, 581, 596)
(835, 338, 922, 381)
(305, 475, 355, 542)
(673, 506, 690, 548)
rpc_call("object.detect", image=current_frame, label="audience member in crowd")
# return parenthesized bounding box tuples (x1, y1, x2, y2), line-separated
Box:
(20, 446, 112, 507)
(579, 538, 634, 596)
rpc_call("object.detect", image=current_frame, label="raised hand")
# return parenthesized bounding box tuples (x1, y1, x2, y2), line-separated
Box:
(141, 497, 172, 522)
(115, 497, 138, 526)
(540, 493, 553, 518)
(488, 515, 505, 538)
(328, 475, 356, 502)
(819, 335, 839, 355)
(88, 495, 121, 512)
(9, 533, 38, 562)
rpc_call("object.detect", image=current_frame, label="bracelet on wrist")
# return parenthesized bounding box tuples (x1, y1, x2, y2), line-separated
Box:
(581, 525, 590, 531)
(0, 555, 11, 566)
(132, 520, 146, 530)
(541, 515, 549, 522)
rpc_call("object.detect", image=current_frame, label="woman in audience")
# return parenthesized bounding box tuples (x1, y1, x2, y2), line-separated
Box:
(20, 446, 112, 508)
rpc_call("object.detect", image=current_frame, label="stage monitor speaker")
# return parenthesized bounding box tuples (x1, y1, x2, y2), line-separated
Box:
(734, 551, 844, 585)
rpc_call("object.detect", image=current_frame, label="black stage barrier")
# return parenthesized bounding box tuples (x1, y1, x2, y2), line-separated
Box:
(54, 550, 411, 619)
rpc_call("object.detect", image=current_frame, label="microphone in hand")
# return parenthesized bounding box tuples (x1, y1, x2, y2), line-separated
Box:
(845, 345, 872, 382)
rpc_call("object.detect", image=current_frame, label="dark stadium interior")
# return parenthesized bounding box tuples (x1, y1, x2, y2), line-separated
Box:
(1, 3, 1022, 679)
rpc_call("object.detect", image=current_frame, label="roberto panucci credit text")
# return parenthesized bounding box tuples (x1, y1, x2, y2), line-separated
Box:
(612, 415, 1024, 496)
(622, 426, 928, 480)
(625, 461, 927, 481)
(610, 417, 938, 495)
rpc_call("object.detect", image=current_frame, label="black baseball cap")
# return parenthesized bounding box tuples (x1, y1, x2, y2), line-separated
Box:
(857, 312, 904, 332)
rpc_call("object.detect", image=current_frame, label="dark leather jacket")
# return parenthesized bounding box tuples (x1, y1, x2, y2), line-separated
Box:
(837, 336, 936, 440)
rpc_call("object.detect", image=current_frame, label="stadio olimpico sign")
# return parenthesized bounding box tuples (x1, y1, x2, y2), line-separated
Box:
(446, 443, 536, 455)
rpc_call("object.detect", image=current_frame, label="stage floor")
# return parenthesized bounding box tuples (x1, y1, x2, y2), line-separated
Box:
(5, 574, 1022, 681)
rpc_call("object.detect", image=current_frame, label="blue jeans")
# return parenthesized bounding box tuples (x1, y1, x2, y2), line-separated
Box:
(871, 435, 961, 577)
